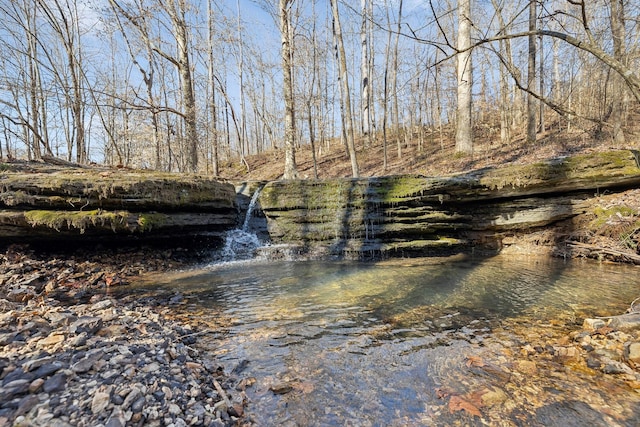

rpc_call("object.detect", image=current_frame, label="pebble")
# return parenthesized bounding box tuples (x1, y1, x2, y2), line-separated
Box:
(0, 294, 246, 426)
(92, 390, 111, 414)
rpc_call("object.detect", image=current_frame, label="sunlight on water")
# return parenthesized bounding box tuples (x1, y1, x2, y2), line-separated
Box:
(129, 255, 640, 425)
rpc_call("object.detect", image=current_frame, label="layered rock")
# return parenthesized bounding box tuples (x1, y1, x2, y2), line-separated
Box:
(0, 162, 237, 242)
(258, 150, 640, 258)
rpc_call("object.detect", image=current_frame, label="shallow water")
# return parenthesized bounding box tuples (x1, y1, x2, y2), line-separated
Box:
(127, 255, 640, 426)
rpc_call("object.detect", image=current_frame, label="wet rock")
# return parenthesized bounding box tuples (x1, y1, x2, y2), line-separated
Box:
(608, 313, 640, 331)
(554, 346, 581, 362)
(530, 400, 608, 426)
(228, 403, 244, 417)
(582, 318, 606, 331)
(269, 382, 293, 395)
(514, 360, 537, 375)
(602, 360, 634, 375)
(586, 357, 602, 370)
(624, 342, 640, 366)
(480, 387, 508, 407)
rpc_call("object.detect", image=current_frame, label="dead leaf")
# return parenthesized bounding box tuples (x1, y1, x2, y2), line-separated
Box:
(292, 381, 315, 394)
(595, 326, 614, 335)
(436, 388, 451, 399)
(465, 356, 485, 368)
(448, 395, 482, 418)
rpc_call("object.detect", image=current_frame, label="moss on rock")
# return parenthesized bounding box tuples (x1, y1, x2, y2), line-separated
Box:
(24, 209, 131, 233)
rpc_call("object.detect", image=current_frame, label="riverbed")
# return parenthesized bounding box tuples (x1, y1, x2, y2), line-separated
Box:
(126, 254, 640, 426)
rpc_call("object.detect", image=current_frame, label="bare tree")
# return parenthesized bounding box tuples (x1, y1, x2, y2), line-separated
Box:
(109, 0, 199, 172)
(280, 0, 298, 179)
(207, 0, 219, 175)
(36, 0, 87, 163)
(609, 0, 626, 145)
(331, 0, 359, 177)
(526, 0, 537, 144)
(455, 0, 473, 154)
(360, 0, 372, 144)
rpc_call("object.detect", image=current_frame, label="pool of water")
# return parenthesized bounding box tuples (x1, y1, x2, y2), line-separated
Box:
(126, 254, 640, 426)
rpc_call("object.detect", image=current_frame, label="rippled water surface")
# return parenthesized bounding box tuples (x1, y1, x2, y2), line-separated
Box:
(128, 255, 640, 426)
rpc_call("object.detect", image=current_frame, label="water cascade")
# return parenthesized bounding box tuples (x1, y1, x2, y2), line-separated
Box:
(219, 186, 264, 261)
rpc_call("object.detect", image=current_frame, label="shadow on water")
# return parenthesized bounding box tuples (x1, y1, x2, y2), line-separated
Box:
(124, 256, 640, 426)
(129, 163, 640, 425)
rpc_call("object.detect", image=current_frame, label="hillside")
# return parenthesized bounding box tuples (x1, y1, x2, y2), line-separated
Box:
(216, 124, 637, 181)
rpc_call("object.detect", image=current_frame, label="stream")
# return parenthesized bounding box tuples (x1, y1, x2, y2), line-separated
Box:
(125, 254, 640, 426)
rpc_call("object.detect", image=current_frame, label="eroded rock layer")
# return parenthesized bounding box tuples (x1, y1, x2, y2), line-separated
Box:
(258, 150, 640, 258)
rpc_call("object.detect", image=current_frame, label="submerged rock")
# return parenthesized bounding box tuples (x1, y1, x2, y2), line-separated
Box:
(609, 313, 640, 331)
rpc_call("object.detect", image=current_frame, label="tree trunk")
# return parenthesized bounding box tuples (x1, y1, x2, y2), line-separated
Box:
(455, 0, 473, 154)
(392, 0, 403, 159)
(168, 1, 198, 172)
(208, 0, 219, 175)
(360, 0, 372, 142)
(526, 0, 537, 144)
(279, 0, 298, 179)
(331, 0, 359, 177)
(610, 0, 626, 145)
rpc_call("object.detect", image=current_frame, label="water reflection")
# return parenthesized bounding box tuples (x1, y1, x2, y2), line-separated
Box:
(129, 255, 640, 425)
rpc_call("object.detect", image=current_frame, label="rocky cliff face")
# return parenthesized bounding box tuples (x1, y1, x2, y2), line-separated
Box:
(0, 162, 237, 244)
(258, 150, 640, 259)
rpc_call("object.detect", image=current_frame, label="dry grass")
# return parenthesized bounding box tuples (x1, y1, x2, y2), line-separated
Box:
(217, 120, 637, 181)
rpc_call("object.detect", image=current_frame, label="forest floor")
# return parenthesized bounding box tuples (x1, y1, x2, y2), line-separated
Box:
(217, 124, 633, 180)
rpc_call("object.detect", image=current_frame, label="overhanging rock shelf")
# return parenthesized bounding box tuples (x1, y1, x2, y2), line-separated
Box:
(2, 150, 639, 257)
(0, 163, 237, 244)
(257, 150, 640, 258)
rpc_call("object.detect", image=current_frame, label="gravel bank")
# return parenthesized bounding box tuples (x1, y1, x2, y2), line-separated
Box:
(0, 244, 247, 427)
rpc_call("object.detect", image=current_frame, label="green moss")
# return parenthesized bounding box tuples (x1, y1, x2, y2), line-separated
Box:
(260, 175, 431, 211)
(589, 204, 640, 250)
(591, 205, 637, 229)
(2, 168, 235, 207)
(479, 150, 640, 190)
(369, 176, 428, 203)
(136, 213, 167, 232)
(25, 209, 130, 233)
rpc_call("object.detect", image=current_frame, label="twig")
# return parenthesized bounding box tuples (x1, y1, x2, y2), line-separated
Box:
(567, 241, 640, 263)
(213, 378, 232, 408)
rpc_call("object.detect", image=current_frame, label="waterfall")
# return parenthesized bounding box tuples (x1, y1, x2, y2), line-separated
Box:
(242, 185, 263, 232)
(219, 185, 264, 261)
